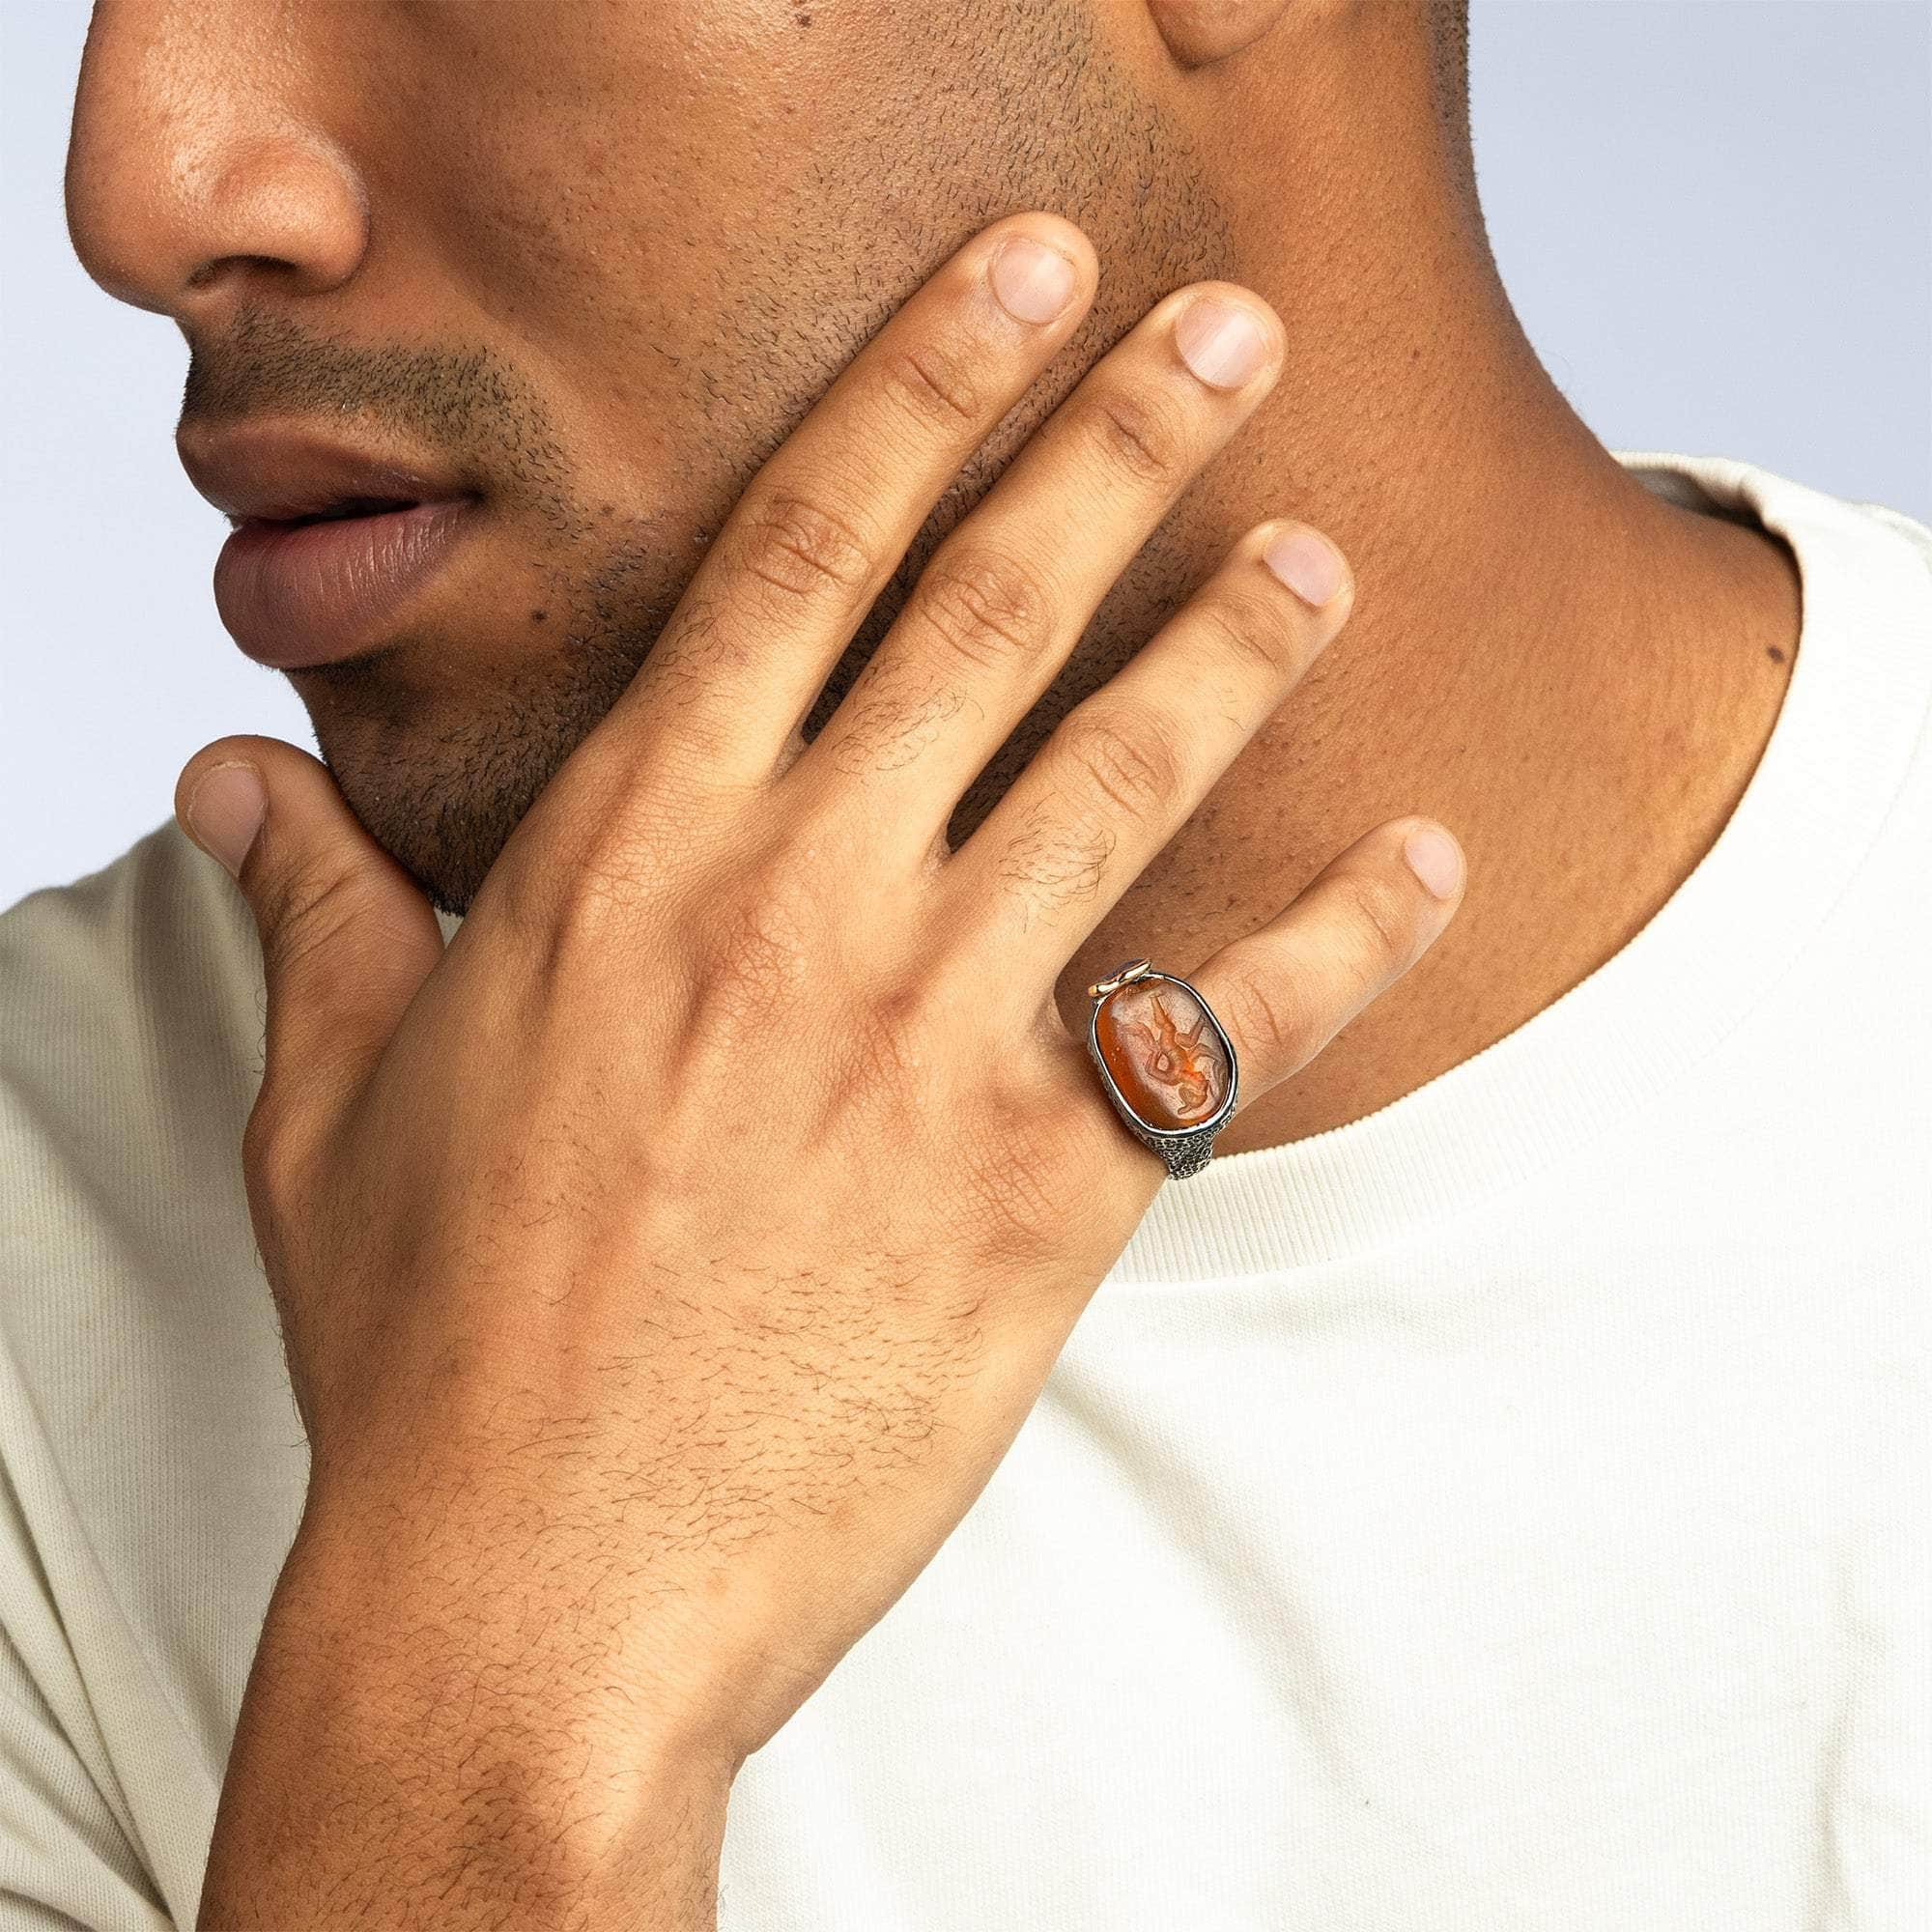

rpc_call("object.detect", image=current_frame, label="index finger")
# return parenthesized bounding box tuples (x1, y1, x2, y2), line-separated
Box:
(582, 213, 1099, 791)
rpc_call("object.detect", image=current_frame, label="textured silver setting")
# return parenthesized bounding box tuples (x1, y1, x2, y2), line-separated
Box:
(1085, 963, 1238, 1181)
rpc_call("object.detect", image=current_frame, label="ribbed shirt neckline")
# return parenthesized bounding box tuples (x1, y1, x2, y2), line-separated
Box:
(1109, 453, 1932, 1284)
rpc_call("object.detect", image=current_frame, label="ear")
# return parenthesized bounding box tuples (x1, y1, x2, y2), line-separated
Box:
(1146, 0, 1296, 68)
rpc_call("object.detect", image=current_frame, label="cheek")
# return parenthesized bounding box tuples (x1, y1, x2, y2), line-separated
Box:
(355, 0, 1092, 361)
(365, 3, 858, 340)
(343, 4, 1017, 532)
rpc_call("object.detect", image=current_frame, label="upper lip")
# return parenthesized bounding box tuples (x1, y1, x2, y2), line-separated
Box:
(177, 422, 473, 526)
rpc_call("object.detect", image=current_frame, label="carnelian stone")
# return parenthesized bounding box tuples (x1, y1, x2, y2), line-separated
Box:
(1094, 978, 1231, 1129)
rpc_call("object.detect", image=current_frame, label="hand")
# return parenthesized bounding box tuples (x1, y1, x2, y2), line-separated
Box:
(178, 212, 1463, 1912)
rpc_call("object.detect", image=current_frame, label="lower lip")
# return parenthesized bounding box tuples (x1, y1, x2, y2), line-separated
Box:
(213, 498, 477, 668)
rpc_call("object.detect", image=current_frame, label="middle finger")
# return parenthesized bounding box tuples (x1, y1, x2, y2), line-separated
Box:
(792, 279, 1285, 839)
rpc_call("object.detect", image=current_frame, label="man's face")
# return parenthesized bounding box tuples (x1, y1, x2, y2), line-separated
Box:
(67, 0, 1236, 914)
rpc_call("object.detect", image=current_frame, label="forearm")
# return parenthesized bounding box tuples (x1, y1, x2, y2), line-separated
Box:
(197, 1493, 730, 1931)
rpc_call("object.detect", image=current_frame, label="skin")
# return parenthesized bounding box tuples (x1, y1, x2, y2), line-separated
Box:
(170, 226, 1453, 1926)
(66, 0, 1800, 1157)
(60, 0, 1803, 1919)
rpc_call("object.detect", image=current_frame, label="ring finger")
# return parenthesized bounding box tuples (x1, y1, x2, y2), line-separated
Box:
(948, 516, 1355, 993)
(1071, 813, 1466, 1177)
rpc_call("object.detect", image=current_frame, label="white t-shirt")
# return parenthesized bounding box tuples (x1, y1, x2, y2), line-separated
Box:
(3, 451, 1928, 1930)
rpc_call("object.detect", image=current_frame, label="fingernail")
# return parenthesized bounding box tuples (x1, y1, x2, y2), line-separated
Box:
(1264, 528, 1347, 607)
(1174, 297, 1271, 389)
(1404, 824, 1463, 900)
(989, 235, 1079, 325)
(185, 761, 266, 878)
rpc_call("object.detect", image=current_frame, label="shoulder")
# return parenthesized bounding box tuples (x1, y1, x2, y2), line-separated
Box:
(1619, 453, 1932, 845)
(0, 828, 291, 1923)
(0, 820, 263, 1266)
(1, 815, 256, 1022)
(1617, 448, 1932, 605)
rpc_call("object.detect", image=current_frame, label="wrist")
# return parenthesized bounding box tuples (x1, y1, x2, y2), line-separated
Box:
(203, 1486, 736, 1927)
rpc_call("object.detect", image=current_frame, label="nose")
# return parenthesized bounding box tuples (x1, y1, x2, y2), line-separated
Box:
(65, 0, 368, 325)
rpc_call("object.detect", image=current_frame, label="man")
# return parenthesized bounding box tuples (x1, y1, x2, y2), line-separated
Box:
(3, 0, 1926, 1924)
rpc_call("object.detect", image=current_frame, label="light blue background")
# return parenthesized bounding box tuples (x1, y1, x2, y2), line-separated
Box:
(4, 1, 1928, 911)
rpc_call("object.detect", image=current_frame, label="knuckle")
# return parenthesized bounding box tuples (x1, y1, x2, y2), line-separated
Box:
(688, 881, 816, 1039)
(1217, 971, 1315, 1074)
(517, 839, 666, 984)
(1329, 869, 1418, 969)
(1083, 382, 1188, 489)
(240, 1092, 306, 1213)
(476, 839, 564, 951)
(559, 856, 659, 941)
(257, 861, 379, 988)
(906, 545, 1057, 671)
(1058, 708, 1184, 819)
(878, 337, 983, 431)
(1196, 588, 1300, 681)
(733, 489, 877, 609)
(844, 979, 944, 1097)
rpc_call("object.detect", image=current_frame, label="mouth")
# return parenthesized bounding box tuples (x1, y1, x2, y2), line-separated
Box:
(236, 495, 425, 531)
(213, 495, 480, 670)
(178, 422, 484, 668)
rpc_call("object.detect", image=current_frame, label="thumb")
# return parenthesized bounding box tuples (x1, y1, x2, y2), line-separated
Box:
(175, 734, 445, 1147)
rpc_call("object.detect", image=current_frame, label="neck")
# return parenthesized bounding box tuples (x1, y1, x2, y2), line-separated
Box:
(1051, 9, 1802, 1151)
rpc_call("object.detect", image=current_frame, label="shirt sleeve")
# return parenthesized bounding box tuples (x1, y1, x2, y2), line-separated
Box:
(0, 1487, 178, 1932)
